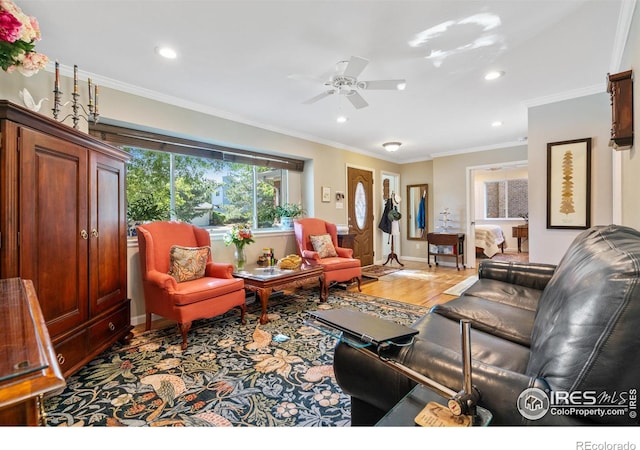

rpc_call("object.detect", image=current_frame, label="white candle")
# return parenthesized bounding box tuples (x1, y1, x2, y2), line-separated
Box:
(88, 78, 93, 106)
(55, 61, 60, 91)
(73, 65, 78, 94)
(94, 85, 99, 114)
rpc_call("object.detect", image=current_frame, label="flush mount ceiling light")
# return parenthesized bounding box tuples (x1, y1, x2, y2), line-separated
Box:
(484, 70, 505, 80)
(336, 115, 348, 124)
(383, 142, 402, 152)
(491, 121, 503, 127)
(156, 46, 177, 59)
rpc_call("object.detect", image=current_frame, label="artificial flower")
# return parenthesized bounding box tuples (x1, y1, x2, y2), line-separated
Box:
(0, 1, 47, 76)
(223, 223, 255, 249)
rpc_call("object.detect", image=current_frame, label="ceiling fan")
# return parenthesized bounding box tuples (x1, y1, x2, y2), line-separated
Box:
(302, 56, 406, 109)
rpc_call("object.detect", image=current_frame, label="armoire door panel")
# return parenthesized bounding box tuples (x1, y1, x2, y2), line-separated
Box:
(90, 152, 127, 314)
(19, 127, 89, 337)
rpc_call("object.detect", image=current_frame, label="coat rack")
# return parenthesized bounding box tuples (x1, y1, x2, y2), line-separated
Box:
(383, 191, 404, 267)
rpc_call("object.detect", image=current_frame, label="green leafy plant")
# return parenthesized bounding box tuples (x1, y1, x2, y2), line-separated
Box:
(127, 193, 167, 222)
(268, 203, 305, 220)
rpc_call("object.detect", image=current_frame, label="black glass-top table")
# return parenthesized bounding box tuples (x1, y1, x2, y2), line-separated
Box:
(376, 384, 492, 427)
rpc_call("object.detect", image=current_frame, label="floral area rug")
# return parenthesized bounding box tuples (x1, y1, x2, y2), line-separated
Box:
(44, 288, 428, 427)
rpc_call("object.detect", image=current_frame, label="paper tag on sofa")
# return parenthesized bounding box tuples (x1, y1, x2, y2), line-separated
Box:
(414, 402, 472, 427)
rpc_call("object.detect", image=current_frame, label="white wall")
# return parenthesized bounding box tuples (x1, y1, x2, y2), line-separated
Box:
(620, 3, 640, 229)
(528, 93, 613, 264)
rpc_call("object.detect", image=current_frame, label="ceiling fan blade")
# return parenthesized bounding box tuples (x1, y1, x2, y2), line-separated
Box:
(346, 91, 368, 109)
(359, 79, 407, 90)
(343, 56, 369, 78)
(303, 90, 335, 104)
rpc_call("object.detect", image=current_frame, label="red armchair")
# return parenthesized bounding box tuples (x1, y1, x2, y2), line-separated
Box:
(293, 218, 362, 300)
(137, 221, 246, 349)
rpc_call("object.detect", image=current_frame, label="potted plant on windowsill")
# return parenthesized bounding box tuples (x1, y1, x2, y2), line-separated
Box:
(268, 203, 305, 229)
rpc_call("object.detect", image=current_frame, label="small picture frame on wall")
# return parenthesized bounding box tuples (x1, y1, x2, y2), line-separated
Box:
(321, 186, 331, 203)
(547, 137, 591, 229)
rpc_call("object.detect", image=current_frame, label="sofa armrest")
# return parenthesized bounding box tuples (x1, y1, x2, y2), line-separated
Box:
(301, 249, 321, 265)
(477, 260, 556, 291)
(206, 262, 234, 278)
(335, 337, 582, 425)
(145, 269, 178, 292)
(335, 246, 353, 258)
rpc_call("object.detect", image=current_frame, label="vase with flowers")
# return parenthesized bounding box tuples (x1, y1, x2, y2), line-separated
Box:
(0, 1, 47, 76)
(223, 223, 255, 270)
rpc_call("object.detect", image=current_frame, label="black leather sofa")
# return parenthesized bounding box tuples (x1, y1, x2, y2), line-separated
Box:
(333, 225, 640, 426)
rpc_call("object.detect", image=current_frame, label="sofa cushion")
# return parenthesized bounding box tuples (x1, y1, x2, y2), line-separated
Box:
(168, 245, 210, 282)
(461, 279, 540, 312)
(431, 295, 535, 346)
(310, 233, 338, 258)
(527, 225, 640, 424)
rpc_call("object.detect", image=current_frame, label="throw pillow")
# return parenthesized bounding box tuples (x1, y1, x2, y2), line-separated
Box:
(168, 245, 210, 282)
(310, 234, 338, 258)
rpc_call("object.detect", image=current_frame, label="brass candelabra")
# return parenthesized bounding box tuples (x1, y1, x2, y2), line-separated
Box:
(51, 62, 100, 129)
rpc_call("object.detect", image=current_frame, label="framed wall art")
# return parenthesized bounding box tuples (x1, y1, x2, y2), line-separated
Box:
(321, 186, 331, 203)
(546, 138, 591, 229)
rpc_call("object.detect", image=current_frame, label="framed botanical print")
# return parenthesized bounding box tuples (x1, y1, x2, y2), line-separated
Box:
(546, 138, 591, 229)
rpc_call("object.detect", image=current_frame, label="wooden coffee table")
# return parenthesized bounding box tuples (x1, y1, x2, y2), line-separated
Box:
(233, 264, 325, 324)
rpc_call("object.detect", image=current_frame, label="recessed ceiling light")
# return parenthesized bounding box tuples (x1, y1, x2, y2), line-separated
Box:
(336, 116, 348, 124)
(492, 121, 503, 127)
(156, 46, 177, 59)
(484, 70, 504, 81)
(397, 82, 407, 91)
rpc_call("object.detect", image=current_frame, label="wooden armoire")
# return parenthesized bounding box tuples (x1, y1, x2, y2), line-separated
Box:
(0, 100, 131, 377)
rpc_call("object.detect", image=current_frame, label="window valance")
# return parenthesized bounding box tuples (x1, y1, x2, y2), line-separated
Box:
(89, 122, 305, 172)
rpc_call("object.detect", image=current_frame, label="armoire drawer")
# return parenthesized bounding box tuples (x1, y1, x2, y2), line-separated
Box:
(88, 306, 130, 350)
(53, 330, 88, 375)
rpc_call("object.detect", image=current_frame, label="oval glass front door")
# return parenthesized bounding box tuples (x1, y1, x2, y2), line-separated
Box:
(355, 181, 366, 229)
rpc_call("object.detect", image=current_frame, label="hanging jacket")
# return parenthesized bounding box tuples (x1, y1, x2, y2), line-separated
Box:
(417, 197, 425, 231)
(378, 198, 393, 234)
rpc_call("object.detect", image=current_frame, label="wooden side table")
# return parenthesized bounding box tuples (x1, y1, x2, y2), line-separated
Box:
(512, 224, 529, 253)
(337, 233, 356, 249)
(427, 233, 465, 270)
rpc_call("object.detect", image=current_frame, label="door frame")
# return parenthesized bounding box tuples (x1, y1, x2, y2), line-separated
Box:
(465, 159, 528, 268)
(345, 163, 376, 265)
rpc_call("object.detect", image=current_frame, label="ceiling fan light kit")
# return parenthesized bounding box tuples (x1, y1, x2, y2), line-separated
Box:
(303, 56, 406, 109)
(383, 142, 402, 152)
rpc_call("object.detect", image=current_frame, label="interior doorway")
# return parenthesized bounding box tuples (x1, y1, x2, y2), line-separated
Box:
(466, 161, 529, 268)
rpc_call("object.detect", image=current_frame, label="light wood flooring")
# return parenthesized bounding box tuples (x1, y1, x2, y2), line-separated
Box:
(358, 260, 477, 308)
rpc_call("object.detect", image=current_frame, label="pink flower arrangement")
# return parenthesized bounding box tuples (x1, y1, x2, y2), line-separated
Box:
(0, 0, 47, 76)
(223, 223, 255, 250)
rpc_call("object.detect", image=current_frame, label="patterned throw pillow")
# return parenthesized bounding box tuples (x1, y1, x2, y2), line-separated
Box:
(168, 245, 210, 282)
(309, 234, 338, 258)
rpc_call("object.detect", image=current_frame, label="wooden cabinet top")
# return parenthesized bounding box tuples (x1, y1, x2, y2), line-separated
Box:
(0, 278, 65, 410)
(0, 100, 129, 162)
(427, 232, 464, 245)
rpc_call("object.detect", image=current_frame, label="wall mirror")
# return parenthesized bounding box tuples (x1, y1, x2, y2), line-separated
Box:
(407, 184, 428, 240)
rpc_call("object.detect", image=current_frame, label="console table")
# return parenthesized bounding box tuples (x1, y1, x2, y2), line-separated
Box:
(427, 233, 465, 270)
(512, 224, 528, 253)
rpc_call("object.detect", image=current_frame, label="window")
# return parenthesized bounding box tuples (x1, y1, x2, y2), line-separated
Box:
(88, 122, 305, 235)
(484, 178, 528, 219)
(125, 147, 287, 230)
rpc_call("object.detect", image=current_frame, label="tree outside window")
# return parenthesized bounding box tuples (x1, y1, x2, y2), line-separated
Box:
(125, 147, 286, 233)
